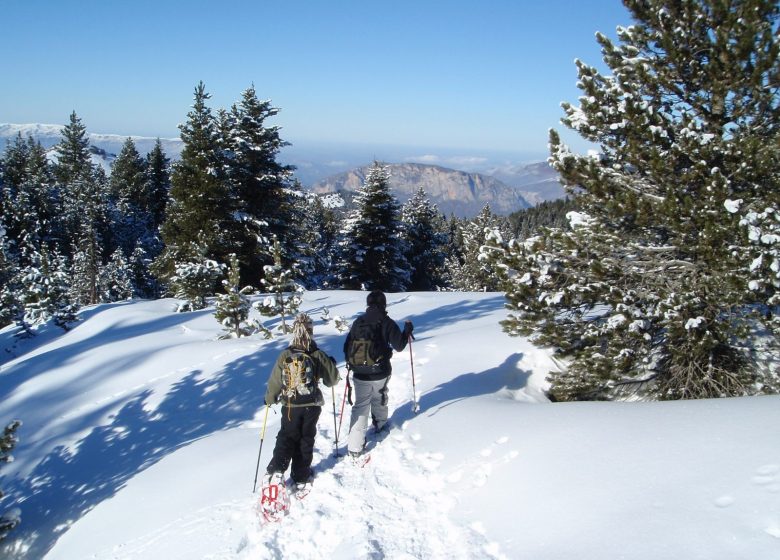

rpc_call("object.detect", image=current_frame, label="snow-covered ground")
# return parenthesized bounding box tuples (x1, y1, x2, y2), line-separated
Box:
(0, 291, 778, 559)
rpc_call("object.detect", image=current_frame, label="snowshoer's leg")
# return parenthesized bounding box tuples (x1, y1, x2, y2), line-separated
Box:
(266, 405, 299, 475)
(290, 406, 320, 483)
(348, 378, 388, 454)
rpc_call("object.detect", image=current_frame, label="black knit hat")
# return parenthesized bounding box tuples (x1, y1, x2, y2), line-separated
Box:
(366, 290, 386, 309)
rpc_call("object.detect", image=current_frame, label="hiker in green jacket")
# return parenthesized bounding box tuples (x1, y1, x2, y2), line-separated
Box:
(263, 313, 339, 490)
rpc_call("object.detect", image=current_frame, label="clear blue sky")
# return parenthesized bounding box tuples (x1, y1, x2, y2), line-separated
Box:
(1, 0, 631, 157)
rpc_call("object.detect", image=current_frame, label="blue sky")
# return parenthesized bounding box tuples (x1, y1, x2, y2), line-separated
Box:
(1, 0, 631, 160)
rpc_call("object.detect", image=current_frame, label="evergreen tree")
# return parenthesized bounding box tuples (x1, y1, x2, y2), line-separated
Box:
(98, 248, 134, 302)
(70, 222, 103, 307)
(0, 419, 21, 542)
(53, 112, 112, 269)
(486, 0, 780, 401)
(17, 247, 74, 330)
(1, 134, 56, 267)
(255, 237, 303, 333)
(214, 254, 254, 338)
(446, 204, 507, 291)
(110, 138, 149, 256)
(507, 198, 578, 240)
(401, 188, 449, 290)
(223, 85, 296, 286)
(294, 194, 340, 289)
(144, 139, 171, 230)
(169, 247, 225, 312)
(336, 162, 410, 291)
(154, 82, 232, 289)
(54, 111, 92, 188)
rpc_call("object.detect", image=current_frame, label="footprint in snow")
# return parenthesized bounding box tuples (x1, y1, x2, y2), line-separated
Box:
(753, 464, 780, 492)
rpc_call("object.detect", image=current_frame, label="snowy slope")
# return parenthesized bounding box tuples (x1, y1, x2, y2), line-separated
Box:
(0, 291, 778, 559)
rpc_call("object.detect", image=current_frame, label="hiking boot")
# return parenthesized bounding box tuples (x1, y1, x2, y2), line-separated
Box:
(349, 451, 361, 460)
(264, 471, 284, 487)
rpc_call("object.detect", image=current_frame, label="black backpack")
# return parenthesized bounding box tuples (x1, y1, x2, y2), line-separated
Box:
(346, 317, 387, 373)
(281, 349, 318, 401)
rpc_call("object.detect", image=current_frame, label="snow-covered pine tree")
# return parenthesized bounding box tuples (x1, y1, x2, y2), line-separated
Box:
(290, 192, 339, 289)
(401, 188, 449, 290)
(214, 254, 254, 338)
(154, 82, 232, 288)
(446, 204, 507, 292)
(223, 85, 296, 286)
(255, 237, 303, 333)
(70, 221, 103, 307)
(109, 138, 150, 257)
(0, 419, 21, 542)
(168, 236, 225, 312)
(16, 247, 74, 331)
(485, 0, 780, 401)
(98, 248, 134, 302)
(54, 112, 102, 254)
(144, 139, 171, 232)
(336, 162, 410, 291)
(1, 134, 56, 268)
(0, 223, 20, 328)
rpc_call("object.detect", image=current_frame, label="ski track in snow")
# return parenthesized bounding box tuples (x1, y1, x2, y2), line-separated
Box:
(235, 422, 500, 560)
(233, 358, 506, 560)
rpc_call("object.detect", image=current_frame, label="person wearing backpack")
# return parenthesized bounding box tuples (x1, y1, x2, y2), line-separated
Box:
(263, 313, 339, 490)
(344, 290, 413, 459)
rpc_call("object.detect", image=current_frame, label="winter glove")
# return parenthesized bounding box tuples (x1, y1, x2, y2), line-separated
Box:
(403, 321, 414, 340)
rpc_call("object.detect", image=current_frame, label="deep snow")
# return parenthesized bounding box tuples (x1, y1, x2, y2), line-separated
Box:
(0, 291, 778, 559)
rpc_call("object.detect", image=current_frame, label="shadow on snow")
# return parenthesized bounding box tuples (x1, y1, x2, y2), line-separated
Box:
(1, 335, 287, 559)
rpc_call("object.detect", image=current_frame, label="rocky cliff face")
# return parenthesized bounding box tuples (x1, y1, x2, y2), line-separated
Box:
(312, 162, 531, 218)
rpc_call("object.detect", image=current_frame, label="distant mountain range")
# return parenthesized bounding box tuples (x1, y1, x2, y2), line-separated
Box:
(313, 162, 533, 217)
(0, 123, 564, 217)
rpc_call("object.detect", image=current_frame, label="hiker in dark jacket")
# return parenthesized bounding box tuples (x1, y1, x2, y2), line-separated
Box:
(264, 313, 339, 490)
(344, 290, 413, 458)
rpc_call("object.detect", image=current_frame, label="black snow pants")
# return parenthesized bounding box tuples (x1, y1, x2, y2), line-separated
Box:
(266, 405, 321, 483)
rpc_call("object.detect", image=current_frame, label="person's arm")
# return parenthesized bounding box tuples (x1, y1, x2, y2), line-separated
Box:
(384, 316, 412, 352)
(315, 350, 340, 387)
(264, 353, 285, 405)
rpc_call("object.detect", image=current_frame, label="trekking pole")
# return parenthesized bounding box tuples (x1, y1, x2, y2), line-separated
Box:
(409, 334, 420, 413)
(331, 385, 340, 457)
(252, 405, 270, 493)
(336, 370, 351, 445)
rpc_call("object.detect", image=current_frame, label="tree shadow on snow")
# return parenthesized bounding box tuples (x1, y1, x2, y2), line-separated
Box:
(390, 352, 530, 426)
(0, 337, 286, 559)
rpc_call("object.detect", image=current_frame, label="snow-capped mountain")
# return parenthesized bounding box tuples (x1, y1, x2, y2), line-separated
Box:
(0, 123, 184, 160)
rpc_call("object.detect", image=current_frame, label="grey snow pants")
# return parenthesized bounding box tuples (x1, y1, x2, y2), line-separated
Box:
(347, 376, 390, 454)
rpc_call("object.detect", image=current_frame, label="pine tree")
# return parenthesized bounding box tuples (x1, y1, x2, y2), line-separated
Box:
(294, 194, 340, 289)
(446, 204, 507, 291)
(255, 237, 303, 333)
(223, 85, 296, 286)
(0, 419, 22, 542)
(144, 139, 171, 230)
(336, 162, 410, 291)
(214, 254, 254, 338)
(486, 0, 780, 401)
(17, 247, 74, 330)
(169, 257, 224, 312)
(98, 248, 134, 302)
(1, 134, 56, 267)
(401, 188, 449, 290)
(154, 82, 232, 288)
(110, 138, 150, 257)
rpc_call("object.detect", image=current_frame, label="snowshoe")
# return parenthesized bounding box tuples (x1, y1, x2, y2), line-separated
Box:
(349, 450, 371, 468)
(259, 472, 290, 522)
